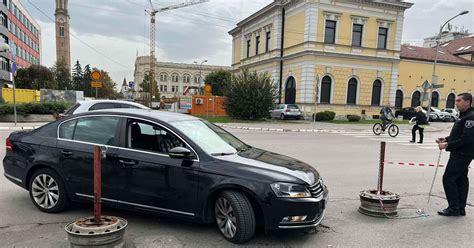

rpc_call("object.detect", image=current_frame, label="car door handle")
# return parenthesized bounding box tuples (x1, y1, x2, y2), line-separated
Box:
(61, 150, 73, 157)
(119, 159, 137, 167)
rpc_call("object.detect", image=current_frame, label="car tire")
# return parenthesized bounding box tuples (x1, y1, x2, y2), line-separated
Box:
(214, 191, 255, 244)
(280, 114, 285, 120)
(29, 168, 68, 213)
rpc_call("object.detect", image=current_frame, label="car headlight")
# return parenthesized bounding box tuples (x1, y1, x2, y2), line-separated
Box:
(270, 182, 311, 198)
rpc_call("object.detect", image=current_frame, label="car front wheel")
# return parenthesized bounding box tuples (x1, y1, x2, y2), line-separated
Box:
(29, 168, 68, 213)
(215, 191, 255, 244)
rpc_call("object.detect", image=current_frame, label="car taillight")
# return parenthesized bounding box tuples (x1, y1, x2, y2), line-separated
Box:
(6, 137, 12, 151)
(285, 109, 290, 112)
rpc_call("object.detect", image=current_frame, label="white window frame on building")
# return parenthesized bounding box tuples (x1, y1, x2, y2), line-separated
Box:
(323, 12, 341, 44)
(350, 16, 368, 47)
(376, 19, 392, 50)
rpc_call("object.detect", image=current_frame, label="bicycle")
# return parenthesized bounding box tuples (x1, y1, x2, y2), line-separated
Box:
(373, 121, 399, 137)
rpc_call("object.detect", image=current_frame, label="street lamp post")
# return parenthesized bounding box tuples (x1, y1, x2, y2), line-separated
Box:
(1, 43, 17, 126)
(427, 10, 469, 121)
(194, 60, 208, 95)
(312, 74, 320, 132)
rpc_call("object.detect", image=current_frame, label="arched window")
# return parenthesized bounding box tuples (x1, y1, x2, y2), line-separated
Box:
(395, 90, 403, 109)
(183, 74, 191, 83)
(160, 73, 168, 82)
(171, 73, 179, 83)
(371, 80, 382, 106)
(411, 91, 421, 107)
(284, 76, 296, 104)
(320, 76, 332, 104)
(194, 75, 201, 84)
(446, 93, 455, 109)
(346, 78, 358, 105)
(431, 91, 439, 107)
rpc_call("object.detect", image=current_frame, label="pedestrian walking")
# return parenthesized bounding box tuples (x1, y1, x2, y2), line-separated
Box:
(410, 106, 428, 144)
(436, 93, 474, 216)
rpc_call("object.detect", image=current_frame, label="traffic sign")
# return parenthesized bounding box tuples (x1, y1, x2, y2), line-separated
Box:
(432, 84, 444, 89)
(91, 81, 102, 88)
(422, 80, 431, 91)
(91, 70, 102, 81)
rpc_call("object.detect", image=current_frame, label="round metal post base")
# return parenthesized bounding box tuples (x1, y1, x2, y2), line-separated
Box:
(359, 190, 400, 218)
(65, 216, 127, 248)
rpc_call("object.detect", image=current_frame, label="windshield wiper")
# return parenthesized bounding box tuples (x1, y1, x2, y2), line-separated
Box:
(211, 152, 236, 156)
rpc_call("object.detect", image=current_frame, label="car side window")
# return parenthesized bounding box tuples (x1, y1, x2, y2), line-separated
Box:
(89, 103, 116, 111)
(59, 119, 77, 139)
(59, 116, 120, 145)
(127, 119, 185, 154)
(120, 103, 140, 109)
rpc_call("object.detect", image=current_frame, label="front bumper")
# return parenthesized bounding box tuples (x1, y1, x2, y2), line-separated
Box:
(263, 185, 328, 230)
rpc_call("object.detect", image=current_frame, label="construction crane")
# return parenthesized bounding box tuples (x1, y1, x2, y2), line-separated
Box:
(146, 0, 208, 103)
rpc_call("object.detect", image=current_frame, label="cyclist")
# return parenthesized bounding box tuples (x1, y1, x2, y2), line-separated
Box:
(380, 105, 396, 130)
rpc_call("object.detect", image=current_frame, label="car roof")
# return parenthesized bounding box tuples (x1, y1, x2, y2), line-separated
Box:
(78, 100, 149, 108)
(76, 109, 200, 123)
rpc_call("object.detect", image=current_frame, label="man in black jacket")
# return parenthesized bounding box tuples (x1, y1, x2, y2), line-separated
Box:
(436, 93, 474, 216)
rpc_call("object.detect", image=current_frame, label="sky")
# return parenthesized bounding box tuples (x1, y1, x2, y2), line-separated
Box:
(21, 0, 474, 87)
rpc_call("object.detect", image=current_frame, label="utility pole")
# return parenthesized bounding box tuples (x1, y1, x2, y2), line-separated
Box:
(146, 0, 208, 105)
(194, 60, 208, 95)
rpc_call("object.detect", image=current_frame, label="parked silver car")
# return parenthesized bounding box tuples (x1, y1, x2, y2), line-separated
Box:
(270, 104, 304, 120)
(442, 108, 458, 121)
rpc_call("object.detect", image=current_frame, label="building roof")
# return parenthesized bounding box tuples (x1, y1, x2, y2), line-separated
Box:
(438, 36, 474, 55)
(401, 39, 474, 66)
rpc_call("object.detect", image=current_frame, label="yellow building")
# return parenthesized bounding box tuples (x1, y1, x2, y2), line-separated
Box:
(229, 0, 413, 117)
(398, 37, 474, 110)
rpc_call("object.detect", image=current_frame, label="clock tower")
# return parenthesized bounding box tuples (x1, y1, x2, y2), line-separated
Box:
(55, 0, 71, 69)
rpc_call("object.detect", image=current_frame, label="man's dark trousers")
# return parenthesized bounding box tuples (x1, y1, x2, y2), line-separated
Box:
(443, 153, 472, 210)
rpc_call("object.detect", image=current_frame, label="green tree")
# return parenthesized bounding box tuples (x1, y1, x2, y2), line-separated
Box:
(14, 65, 56, 90)
(224, 70, 277, 120)
(82, 64, 92, 97)
(141, 73, 160, 100)
(71, 60, 83, 91)
(51, 61, 72, 90)
(204, 69, 231, 96)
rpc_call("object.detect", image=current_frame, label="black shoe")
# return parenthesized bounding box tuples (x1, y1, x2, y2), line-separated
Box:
(438, 208, 461, 216)
(410, 140, 415, 143)
(460, 209, 466, 216)
(417, 141, 423, 144)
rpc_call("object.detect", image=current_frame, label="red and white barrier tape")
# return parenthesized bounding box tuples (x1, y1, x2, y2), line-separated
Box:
(384, 161, 472, 169)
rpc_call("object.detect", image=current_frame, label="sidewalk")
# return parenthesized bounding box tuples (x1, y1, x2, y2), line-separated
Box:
(216, 120, 452, 133)
(0, 122, 48, 130)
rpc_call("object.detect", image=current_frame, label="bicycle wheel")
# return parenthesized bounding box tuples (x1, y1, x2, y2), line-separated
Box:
(373, 123, 383, 135)
(388, 124, 399, 137)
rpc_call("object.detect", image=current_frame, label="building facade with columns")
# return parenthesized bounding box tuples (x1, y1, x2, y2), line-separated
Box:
(133, 56, 230, 99)
(229, 0, 413, 117)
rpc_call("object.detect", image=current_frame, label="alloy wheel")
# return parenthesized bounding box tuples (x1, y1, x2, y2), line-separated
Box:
(31, 174, 59, 209)
(215, 197, 237, 239)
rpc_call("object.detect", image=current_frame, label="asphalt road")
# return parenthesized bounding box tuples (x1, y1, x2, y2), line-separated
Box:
(0, 124, 472, 247)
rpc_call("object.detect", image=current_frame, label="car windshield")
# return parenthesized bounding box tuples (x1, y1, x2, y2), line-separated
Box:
(287, 105, 299, 109)
(171, 120, 249, 156)
(64, 103, 81, 115)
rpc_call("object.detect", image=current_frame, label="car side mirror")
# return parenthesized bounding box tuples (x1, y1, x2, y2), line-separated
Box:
(169, 147, 192, 160)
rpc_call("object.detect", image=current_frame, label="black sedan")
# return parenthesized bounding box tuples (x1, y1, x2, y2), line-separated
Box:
(3, 109, 328, 244)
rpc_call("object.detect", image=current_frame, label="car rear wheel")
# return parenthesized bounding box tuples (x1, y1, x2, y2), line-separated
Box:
(214, 191, 255, 244)
(280, 114, 285, 120)
(29, 168, 68, 213)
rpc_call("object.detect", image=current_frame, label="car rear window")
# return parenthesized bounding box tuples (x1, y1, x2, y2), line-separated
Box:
(287, 105, 299, 109)
(64, 103, 81, 115)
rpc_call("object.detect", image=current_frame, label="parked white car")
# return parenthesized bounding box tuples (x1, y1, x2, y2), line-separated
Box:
(442, 108, 459, 121)
(60, 100, 150, 118)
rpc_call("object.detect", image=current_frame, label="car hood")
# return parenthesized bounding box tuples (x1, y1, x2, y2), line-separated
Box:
(214, 148, 319, 185)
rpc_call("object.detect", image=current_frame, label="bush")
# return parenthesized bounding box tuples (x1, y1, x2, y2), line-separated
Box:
(224, 70, 277, 120)
(0, 102, 71, 115)
(347, 115, 361, 122)
(314, 111, 336, 121)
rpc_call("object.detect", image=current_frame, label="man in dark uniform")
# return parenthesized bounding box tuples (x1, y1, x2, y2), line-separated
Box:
(436, 93, 474, 216)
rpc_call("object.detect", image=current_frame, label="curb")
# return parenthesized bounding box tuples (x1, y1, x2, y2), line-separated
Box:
(215, 124, 445, 133)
